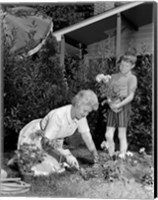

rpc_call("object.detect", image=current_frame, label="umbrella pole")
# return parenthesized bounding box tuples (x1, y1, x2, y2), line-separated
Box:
(60, 35, 69, 92)
(60, 35, 65, 67)
(116, 12, 121, 60)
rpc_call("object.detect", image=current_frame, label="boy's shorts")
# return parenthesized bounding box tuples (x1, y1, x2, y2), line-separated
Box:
(107, 104, 131, 127)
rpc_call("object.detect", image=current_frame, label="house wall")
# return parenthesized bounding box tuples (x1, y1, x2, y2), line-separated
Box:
(85, 22, 154, 61)
(94, 2, 115, 15)
(94, 2, 128, 15)
(121, 23, 154, 55)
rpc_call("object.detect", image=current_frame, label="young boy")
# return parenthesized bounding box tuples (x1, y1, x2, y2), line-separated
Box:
(96, 53, 137, 158)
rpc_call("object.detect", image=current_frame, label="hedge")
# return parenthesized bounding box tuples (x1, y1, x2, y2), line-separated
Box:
(3, 37, 152, 152)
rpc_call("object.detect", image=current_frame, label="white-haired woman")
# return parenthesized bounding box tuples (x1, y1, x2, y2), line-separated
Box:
(12, 90, 99, 176)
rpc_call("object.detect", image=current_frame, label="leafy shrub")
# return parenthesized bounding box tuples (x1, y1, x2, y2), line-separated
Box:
(127, 55, 152, 152)
(4, 36, 68, 150)
(65, 54, 152, 151)
(96, 55, 152, 151)
(4, 37, 152, 153)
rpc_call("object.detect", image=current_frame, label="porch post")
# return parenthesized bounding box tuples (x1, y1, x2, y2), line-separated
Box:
(60, 35, 65, 67)
(116, 13, 121, 59)
(60, 35, 69, 91)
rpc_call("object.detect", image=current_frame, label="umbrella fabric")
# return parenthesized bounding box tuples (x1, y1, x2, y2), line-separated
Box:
(2, 6, 53, 56)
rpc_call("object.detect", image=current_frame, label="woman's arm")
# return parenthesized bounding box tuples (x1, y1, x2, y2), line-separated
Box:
(80, 131, 99, 162)
(78, 118, 99, 162)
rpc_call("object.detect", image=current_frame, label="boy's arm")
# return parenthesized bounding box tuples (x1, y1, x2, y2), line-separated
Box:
(111, 92, 135, 109)
(111, 75, 137, 110)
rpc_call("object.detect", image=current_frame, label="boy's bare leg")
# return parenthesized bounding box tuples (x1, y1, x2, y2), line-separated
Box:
(105, 127, 115, 156)
(118, 127, 128, 158)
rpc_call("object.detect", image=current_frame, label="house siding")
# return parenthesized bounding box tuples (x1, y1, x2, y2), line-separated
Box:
(94, 2, 115, 15)
(86, 23, 153, 60)
(93, 2, 129, 15)
(121, 23, 154, 55)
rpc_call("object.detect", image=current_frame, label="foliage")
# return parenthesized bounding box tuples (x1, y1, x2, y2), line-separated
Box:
(16, 143, 45, 174)
(65, 55, 110, 137)
(3, 3, 94, 150)
(25, 4, 94, 31)
(3, 148, 153, 198)
(64, 55, 117, 146)
(127, 55, 152, 151)
(65, 54, 152, 151)
(3, 3, 152, 152)
(4, 40, 152, 152)
(91, 55, 152, 151)
(96, 75, 121, 104)
(79, 151, 153, 190)
(3, 35, 68, 150)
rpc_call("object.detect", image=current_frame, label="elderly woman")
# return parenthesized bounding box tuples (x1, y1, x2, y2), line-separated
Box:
(15, 89, 99, 176)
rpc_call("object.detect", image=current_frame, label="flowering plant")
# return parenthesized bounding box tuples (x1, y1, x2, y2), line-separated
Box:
(96, 74, 120, 104)
(16, 143, 45, 174)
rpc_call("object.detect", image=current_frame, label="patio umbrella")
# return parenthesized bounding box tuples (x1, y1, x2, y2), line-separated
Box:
(2, 6, 53, 57)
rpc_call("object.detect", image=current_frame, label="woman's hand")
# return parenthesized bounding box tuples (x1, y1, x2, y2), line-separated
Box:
(92, 151, 99, 163)
(66, 155, 79, 170)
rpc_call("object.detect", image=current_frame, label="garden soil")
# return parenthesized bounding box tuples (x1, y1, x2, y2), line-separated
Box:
(2, 146, 154, 199)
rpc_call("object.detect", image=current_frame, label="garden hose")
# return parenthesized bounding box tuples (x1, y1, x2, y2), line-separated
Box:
(0, 177, 31, 195)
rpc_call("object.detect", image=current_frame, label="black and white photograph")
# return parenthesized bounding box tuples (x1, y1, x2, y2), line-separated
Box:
(0, 1, 156, 199)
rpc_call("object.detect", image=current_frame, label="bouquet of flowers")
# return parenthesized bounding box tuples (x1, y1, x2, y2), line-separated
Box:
(96, 74, 120, 104)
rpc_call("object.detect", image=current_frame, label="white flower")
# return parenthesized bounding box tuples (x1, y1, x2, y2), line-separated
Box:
(100, 141, 109, 149)
(126, 151, 133, 157)
(103, 75, 111, 83)
(96, 74, 111, 83)
(139, 147, 145, 153)
(118, 152, 126, 159)
(133, 160, 138, 164)
(96, 74, 105, 82)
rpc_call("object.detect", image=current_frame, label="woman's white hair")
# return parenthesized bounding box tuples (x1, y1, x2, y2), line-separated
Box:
(72, 89, 99, 111)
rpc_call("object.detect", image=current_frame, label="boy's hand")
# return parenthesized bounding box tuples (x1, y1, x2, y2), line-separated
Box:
(118, 89, 128, 99)
(109, 102, 122, 113)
